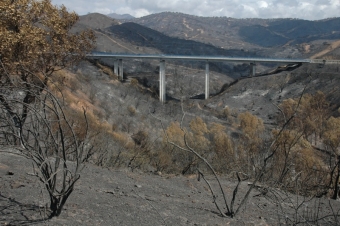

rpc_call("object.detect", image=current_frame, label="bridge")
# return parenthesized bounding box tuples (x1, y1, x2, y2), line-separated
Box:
(87, 53, 340, 103)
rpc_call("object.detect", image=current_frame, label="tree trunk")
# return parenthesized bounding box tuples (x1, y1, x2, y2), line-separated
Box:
(49, 188, 74, 218)
(332, 157, 340, 200)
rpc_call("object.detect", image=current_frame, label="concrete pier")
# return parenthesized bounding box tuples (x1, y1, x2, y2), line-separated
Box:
(205, 61, 209, 99)
(159, 60, 166, 103)
(114, 60, 118, 75)
(118, 59, 123, 80)
(250, 63, 256, 77)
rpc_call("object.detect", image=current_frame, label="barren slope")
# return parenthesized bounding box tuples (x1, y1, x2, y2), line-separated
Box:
(1, 150, 339, 225)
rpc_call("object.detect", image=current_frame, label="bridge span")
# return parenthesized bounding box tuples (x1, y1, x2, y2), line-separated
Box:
(87, 53, 339, 103)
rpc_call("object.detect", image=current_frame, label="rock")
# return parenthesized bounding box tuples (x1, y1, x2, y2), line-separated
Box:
(10, 181, 25, 189)
(0, 163, 9, 170)
(156, 171, 162, 176)
(145, 196, 156, 202)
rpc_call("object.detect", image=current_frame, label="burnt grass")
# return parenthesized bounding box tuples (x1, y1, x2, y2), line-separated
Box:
(1, 62, 340, 226)
(1, 150, 340, 226)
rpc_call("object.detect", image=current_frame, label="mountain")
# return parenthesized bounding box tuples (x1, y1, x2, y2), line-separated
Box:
(107, 13, 135, 20)
(72, 12, 340, 132)
(75, 13, 261, 80)
(239, 17, 340, 47)
(128, 12, 266, 50)
(77, 12, 340, 61)
(77, 13, 118, 30)
(70, 12, 340, 126)
(106, 22, 255, 57)
(74, 12, 340, 97)
(129, 12, 340, 51)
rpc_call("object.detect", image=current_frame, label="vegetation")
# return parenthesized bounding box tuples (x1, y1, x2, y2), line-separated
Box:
(0, 0, 95, 218)
(1, 1, 340, 223)
(0, 0, 95, 127)
(87, 87, 340, 206)
(141, 91, 336, 220)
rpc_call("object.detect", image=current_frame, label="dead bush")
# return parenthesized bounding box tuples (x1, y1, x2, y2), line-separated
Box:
(130, 78, 139, 87)
(127, 105, 137, 116)
(95, 62, 117, 80)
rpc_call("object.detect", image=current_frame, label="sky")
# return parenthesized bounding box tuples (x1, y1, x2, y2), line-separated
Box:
(50, 0, 340, 20)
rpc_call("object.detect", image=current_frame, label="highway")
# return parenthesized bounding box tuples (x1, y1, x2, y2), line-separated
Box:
(87, 53, 313, 64)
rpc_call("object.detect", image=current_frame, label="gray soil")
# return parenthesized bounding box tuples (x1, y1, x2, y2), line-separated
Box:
(1, 150, 339, 226)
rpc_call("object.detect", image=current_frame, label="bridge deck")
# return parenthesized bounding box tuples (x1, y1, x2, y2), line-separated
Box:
(87, 53, 314, 64)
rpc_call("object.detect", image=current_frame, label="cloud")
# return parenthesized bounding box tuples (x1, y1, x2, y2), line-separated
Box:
(51, 0, 340, 20)
(258, 1, 269, 8)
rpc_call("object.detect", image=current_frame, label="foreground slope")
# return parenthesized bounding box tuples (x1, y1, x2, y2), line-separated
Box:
(1, 150, 339, 225)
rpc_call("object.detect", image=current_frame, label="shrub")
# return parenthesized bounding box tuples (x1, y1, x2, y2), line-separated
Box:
(127, 105, 136, 116)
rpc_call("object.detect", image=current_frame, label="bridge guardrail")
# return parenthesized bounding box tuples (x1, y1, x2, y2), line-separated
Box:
(310, 59, 340, 64)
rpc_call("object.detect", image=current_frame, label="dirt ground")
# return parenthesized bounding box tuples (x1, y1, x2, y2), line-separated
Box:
(1, 149, 339, 226)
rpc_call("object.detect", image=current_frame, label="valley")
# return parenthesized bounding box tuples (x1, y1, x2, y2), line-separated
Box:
(1, 8, 340, 225)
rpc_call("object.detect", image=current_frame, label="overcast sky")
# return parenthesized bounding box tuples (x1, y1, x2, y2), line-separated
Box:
(51, 0, 339, 20)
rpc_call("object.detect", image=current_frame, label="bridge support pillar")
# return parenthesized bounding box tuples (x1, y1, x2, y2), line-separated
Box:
(205, 61, 209, 99)
(118, 59, 123, 80)
(250, 63, 256, 77)
(159, 60, 166, 103)
(114, 60, 118, 76)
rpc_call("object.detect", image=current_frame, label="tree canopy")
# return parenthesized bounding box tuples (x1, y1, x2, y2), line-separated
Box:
(0, 0, 95, 127)
(0, 0, 95, 78)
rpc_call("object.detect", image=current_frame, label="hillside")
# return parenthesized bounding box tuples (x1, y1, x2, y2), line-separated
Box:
(128, 12, 340, 50)
(71, 12, 340, 140)
(2, 11, 340, 225)
(76, 13, 340, 81)
(107, 13, 135, 20)
(2, 150, 339, 225)
(2, 60, 340, 225)
(106, 22, 251, 57)
(127, 12, 269, 49)
(77, 13, 119, 29)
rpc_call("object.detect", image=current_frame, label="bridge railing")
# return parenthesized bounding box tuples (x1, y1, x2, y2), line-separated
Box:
(310, 59, 340, 64)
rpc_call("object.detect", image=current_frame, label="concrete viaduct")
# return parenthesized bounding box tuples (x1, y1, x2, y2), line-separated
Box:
(87, 53, 340, 103)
